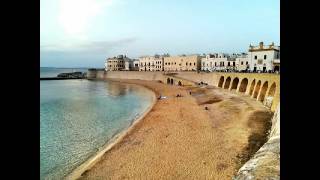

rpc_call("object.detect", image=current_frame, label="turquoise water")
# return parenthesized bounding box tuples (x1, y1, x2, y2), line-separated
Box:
(40, 75, 154, 179)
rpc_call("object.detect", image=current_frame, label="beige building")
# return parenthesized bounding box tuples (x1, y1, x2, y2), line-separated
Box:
(164, 55, 201, 71)
(105, 55, 131, 71)
(139, 54, 166, 71)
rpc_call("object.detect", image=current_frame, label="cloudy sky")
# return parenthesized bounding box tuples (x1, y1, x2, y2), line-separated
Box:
(40, 0, 280, 68)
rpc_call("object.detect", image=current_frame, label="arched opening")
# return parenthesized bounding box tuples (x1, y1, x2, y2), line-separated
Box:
(253, 80, 261, 98)
(178, 81, 182, 86)
(218, 76, 224, 87)
(170, 79, 173, 85)
(264, 82, 276, 108)
(167, 78, 170, 84)
(224, 77, 231, 89)
(258, 81, 268, 102)
(231, 77, 239, 90)
(268, 83, 276, 97)
(249, 79, 256, 95)
(239, 78, 248, 93)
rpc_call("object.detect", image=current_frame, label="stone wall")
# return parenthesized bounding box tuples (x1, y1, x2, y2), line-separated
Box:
(234, 104, 280, 180)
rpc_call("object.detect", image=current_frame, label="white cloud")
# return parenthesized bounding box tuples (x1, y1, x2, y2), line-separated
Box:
(58, 0, 113, 39)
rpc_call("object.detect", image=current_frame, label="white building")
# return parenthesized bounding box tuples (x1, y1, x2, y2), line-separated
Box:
(139, 54, 167, 71)
(124, 60, 134, 71)
(201, 53, 236, 72)
(247, 42, 280, 73)
(132, 59, 140, 71)
(235, 53, 249, 72)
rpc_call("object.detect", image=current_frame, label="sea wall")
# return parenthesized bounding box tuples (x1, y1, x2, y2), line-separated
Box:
(88, 70, 279, 112)
(234, 104, 280, 180)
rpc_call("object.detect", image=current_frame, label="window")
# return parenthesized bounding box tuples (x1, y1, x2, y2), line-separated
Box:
(241, 62, 243, 65)
(194, 63, 196, 65)
(190, 63, 192, 66)
(254, 56, 257, 59)
(203, 62, 205, 66)
(186, 62, 188, 66)
(175, 62, 176, 65)
(215, 62, 217, 66)
(264, 55, 267, 59)
(246, 61, 248, 65)
(233, 62, 235, 66)
(228, 62, 230, 66)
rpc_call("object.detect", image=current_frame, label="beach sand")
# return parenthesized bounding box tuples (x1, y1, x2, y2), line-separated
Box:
(76, 79, 272, 180)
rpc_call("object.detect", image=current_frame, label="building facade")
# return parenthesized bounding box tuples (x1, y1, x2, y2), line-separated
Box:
(247, 42, 280, 73)
(235, 53, 249, 72)
(139, 54, 165, 71)
(105, 55, 131, 71)
(201, 53, 237, 72)
(164, 55, 201, 71)
(132, 59, 140, 71)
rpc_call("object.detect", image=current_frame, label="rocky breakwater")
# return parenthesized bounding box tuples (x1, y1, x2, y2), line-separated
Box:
(234, 103, 280, 180)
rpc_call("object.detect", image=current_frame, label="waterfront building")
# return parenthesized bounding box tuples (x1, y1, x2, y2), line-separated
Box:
(105, 55, 132, 71)
(164, 54, 201, 71)
(200, 53, 235, 72)
(247, 42, 280, 73)
(133, 59, 140, 71)
(124, 59, 134, 71)
(235, 53, 249, 72)
(139, 54, 166, 71)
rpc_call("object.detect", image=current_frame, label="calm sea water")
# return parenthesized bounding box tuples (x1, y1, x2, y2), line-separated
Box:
(40, 67, 88, 78)
(40, 68, 154, 180)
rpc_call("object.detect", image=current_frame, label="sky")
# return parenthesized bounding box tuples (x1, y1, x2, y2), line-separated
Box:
(40, 0, 280, 68)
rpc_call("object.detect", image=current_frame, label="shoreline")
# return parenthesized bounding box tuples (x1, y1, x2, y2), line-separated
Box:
(68, 78, 273, 180)
(65, 79, 157, 180)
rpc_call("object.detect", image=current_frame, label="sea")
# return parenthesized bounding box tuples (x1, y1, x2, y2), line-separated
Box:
(40, 67, 155, 180)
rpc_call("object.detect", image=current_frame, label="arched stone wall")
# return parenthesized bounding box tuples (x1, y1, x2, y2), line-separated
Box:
(239, 78, 248, 93)
(258, 81, 268, 102)
(249, 79, 256, 96)
(231, 77, 239, 90)
(218, 76, 224, 88)
(253, 80, 261, 98)
(224, 77, 231, 89)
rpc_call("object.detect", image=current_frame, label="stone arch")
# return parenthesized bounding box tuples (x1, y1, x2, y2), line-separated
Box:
(253, 80, 261, 98)
(239, 78, 248, 93)
(268, 82, 276, 97)
(178, 81, 182, 86)
(231, 77, 239, 90)
(224, 77, 231, 89)
(218, 76, 224, 88)
(258, 81, 268, 102)
(167, 78, 170, 84)
(249, 79, 256, 95)
(264, 82, 276, 108)
(170, 78, 174, 85)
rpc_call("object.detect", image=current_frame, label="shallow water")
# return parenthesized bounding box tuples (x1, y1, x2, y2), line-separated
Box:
(40, 79, 154, 180)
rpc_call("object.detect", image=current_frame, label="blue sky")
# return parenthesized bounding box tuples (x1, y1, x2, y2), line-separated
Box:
(40, 0, 280, 68)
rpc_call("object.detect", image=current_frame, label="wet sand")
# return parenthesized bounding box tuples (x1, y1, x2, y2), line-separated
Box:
(76, 79, 272, 180)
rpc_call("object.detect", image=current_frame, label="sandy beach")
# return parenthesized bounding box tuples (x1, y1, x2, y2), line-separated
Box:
(74, 79, 272, 180)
